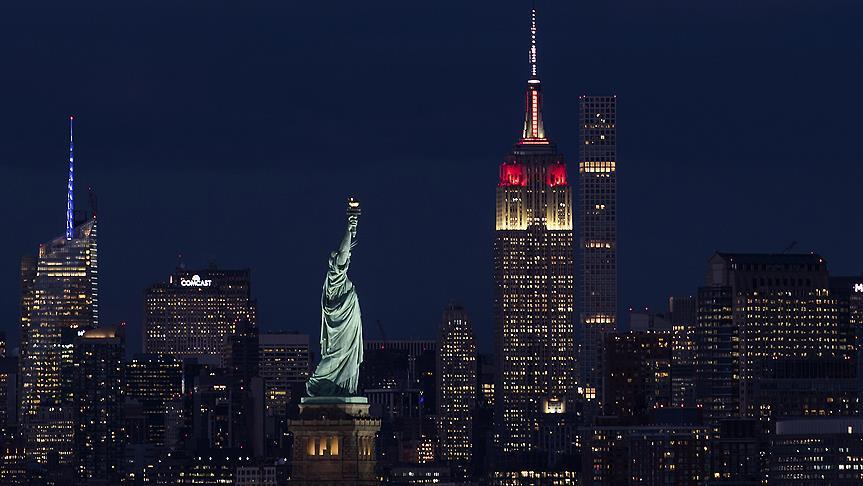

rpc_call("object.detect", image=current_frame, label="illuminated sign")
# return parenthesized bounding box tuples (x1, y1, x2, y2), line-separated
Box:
(854, 283, 863, 293)
(180, 275, 212, 287)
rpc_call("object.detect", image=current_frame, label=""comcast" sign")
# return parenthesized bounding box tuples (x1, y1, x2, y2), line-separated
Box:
(180, 275, 213, 287)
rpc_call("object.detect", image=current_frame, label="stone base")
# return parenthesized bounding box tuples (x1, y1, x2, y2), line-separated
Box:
(288, 401, 380, 484)
(299, 396, 371, 419)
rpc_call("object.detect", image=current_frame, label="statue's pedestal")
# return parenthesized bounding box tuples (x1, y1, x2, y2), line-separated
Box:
(288, 397, 380, 484)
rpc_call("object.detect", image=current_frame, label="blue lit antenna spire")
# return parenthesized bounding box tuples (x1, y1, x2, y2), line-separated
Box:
(65, 116, 75, 240)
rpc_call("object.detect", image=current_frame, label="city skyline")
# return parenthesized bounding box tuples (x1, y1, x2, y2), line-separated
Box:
(3, 1, 863, 484)
(2, 1, 863, 357)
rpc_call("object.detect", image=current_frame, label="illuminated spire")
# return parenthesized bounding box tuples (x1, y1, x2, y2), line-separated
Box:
(520, 2, 548, 144)
(66, 116, 74, 240)
(529, 4, 538, 80)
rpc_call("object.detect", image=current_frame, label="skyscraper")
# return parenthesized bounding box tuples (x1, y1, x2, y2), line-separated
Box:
(436, 304, 476, 466)
(669, 296, 698, 408)
(578, 95, 618, 412)
(124, 353, 184, 446)
(144, 265, 257, 365)
(695, 252, 857, 422)
(493, 6, 575, 462)
(20, 117, 99, 465)
(74, 326, 124, 484)
(258, 332, 311, 416)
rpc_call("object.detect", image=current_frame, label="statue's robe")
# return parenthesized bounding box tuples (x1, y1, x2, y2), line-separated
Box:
(306, 253, 363, 397)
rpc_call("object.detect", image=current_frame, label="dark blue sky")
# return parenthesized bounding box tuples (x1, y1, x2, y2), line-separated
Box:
(1, 1, 861, 353)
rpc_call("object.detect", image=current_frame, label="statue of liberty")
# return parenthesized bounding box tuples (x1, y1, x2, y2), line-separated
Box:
(306, 198, 364, 397)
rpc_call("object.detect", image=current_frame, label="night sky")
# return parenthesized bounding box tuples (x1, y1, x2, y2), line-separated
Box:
(1, 1, 861, 354)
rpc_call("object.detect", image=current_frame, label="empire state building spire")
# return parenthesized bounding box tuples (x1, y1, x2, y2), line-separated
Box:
(520, 4, 548, 144)
(66, 115, 75, 240)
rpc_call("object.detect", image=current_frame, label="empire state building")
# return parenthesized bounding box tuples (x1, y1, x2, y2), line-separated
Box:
(493, 7, 575, 461)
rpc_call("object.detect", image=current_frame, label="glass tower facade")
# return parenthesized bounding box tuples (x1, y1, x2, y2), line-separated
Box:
(20, 217, 98, 464)
(578, 95, 618, 412)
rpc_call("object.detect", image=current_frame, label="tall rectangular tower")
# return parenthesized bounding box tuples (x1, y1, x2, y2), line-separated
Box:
(19, 117, 99, 464)
(493, 6, 576, 464)
(578, 95, 618, 411)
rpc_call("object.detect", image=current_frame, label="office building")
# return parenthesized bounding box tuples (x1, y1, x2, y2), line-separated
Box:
(603, 331, 671, 422)
(20, 118, 99, 464)
(0, 356, 18, 437)
(493, 6, 575, 462)
(695, 253, 857, 422)
(769, 418, 863, 485)
(222, 318, 259, 383)
(124, 353, 184, 446)
(258, 332, 311, 416)
(144, 265, 256, 365)
(578, 94, 618, 413)
(709, 418, 763, 485)
(436, 304, 477, 466)
(585, 412, 709, 486)
(669, 296, 698, 408)
(74, 326, 124, 484)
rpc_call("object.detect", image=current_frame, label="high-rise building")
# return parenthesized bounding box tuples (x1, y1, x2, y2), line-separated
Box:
(709, 419, 763, 486)
(668, 296, 698, 408)
(436, 304, 477, 466)
(20, 117, 99, 465)
(769, 418, 863, 485)
(0, 356, 18, 437)
(223, 318, 260, 383)
(124, 353, 184, 446)
(144, 265, 257, 365)
(258, 332, 311, 417)
(189, 367, 265, 455)
(695, 253, 857, 422)
(829, 275, 863, 409)
(74, 326, 124, 484)
(493, 6, 575, 462)
(603, 331, 671, 422)
(584, 411, 710, 486)
(578, 95, 617, 413)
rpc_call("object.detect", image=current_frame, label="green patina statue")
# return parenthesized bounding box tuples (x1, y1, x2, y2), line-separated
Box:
(306, 198, 364, 397)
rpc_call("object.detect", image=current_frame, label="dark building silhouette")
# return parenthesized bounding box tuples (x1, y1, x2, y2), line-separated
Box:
(584, 410, 709, 486)
(124, 354, 184, 446)
(769, 418, 863, 485)
(603, 331, 671, 422)
(669, 296, 698, 408)
(74, 326, 124, 485)
(709, 419, 763, 485)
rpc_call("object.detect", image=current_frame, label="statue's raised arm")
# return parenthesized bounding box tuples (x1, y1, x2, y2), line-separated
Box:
(306, 198, 365, 398)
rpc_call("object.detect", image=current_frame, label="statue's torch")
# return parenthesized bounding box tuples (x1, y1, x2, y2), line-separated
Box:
(347, 197, 361, 239)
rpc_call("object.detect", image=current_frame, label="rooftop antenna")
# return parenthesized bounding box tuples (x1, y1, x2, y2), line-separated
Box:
(88, 186, 98, 219)
(65, 116, 75, 239)
(529, 1, 539, 80)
